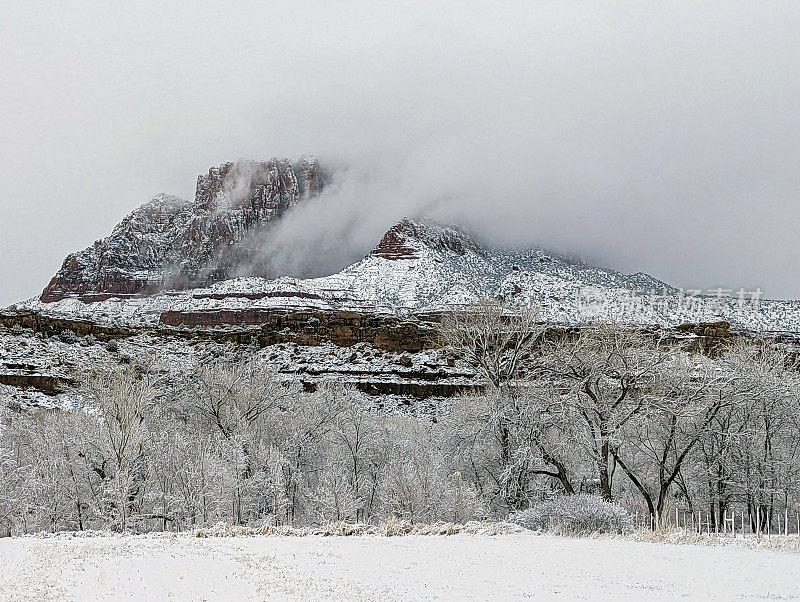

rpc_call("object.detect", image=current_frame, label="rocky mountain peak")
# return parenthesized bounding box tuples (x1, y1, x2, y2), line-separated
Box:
(40, 156, 324, 303)
(193, 156, 322, 213)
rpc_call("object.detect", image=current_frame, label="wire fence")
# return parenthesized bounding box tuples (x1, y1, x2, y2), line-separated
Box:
(633, 508, 800, 538)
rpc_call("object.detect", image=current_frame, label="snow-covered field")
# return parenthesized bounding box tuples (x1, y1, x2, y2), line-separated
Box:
(1, 534, 799, 601)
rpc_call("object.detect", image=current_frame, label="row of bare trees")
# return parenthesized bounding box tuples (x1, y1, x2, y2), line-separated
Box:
(440, 301, 800, 529)
(0, 364, 486, 535)
(1, 300, 799, 534)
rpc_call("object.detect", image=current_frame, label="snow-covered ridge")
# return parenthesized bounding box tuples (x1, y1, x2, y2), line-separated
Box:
(13, 218, 800, 332)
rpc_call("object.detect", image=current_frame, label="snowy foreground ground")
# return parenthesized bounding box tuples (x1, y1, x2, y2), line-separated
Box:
(1, 533, 799, 601)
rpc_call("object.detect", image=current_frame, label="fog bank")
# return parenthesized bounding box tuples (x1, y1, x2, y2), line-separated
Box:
(2, 2, 799, 305)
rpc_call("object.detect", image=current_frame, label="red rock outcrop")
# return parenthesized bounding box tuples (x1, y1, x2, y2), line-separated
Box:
(41, 157, 324, 303)
(371, 225, 420, 260)
(371, 218, 478, 260)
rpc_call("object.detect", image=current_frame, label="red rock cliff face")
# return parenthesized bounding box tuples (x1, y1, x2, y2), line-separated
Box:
(41, 157, 325, 303)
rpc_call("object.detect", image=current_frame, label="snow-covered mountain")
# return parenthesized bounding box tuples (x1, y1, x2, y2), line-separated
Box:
(41, 157, 325, 302)
(19, 214, 800, 333)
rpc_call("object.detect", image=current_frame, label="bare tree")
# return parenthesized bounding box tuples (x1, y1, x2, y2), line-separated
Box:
(0, 402, 30, 535)
(309, 460, 362, 524)
(274, 382, 347, 524)
(144, 406, 231, 530)
(719, 341, 800, 532)
(188, 360, 291, 440)
(440, 300, 559, 509)
(439, 299, 546, 388)
(83, 366, 155, 531)
(444, 387, 577, 512)
(609, 353, 728, 522)
(543, 323, 677, 501)
(379, 415, 451, 523)
(329, 389, 382, 522)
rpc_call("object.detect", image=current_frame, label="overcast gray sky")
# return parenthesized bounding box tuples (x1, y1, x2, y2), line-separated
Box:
(1, 1, 799, 307)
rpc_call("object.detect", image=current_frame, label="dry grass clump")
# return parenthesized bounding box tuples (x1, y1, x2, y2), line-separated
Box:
(630, 527, 800, 551)
(192, 519, 522, 538)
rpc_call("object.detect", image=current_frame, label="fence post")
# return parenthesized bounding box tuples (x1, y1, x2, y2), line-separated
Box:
(768, 509, 771, 539)
(757, 506, 761, 539)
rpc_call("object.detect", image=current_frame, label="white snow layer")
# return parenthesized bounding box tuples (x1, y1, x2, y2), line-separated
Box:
(1, 533, 799, 601)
